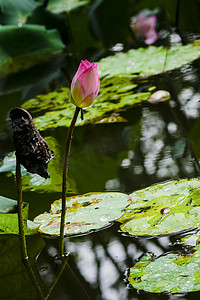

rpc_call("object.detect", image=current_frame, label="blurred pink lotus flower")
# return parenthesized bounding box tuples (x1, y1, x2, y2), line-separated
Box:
(70, 60, 100, 109)
(132, 12, 158, 45)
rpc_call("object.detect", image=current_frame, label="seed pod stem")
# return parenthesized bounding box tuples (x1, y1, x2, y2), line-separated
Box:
(16, 155, 44, 300)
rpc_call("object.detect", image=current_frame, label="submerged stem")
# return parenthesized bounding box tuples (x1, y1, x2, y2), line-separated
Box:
(16, 155, 44, 300)
(59, 107, 81, 256)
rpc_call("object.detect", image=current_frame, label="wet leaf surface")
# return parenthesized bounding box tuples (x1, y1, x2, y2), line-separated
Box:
(118, 178, 200, 236)
(129, 243, 200, 293)
(22, 83, 150, 130)
(98, 41, 200, 78)
(34, 192, 131, 236)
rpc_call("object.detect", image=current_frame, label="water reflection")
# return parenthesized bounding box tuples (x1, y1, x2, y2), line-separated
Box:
(37, 223, 200, 300)
(1, 38, 200, 300)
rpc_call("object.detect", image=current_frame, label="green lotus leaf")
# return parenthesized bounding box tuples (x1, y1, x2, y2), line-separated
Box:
(34, 192, 131, 236)
(0, 24, 65, 78)
(0, 235, 45, 299)
(0, 0, 39, 16)
(0, 137, 77, 194)
(118, 178, 200, 236)
(98, 41, 200, 78)
(129, 243, 200, 293)
(22, 80, 149, 130)
(46, 0, 90, 13)
(0, 196, 38, 235)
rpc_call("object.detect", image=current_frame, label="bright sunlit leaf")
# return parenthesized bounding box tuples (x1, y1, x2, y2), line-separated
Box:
(118, 178, 200, 236)
(34, 192, 131, 236)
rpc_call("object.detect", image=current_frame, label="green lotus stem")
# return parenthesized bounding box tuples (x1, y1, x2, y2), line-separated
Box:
(59, 106, 81, 256)
(16, 155, 44, 300)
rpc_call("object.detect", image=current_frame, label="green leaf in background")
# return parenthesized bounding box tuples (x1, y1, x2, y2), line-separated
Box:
(46, 0, 91, 13)
(0, 235, 45, 300)
(118, 178, 200, 236)
(22, 82, 150, 130)
(0, 137, 77, 193)
(98, 41, 200, 78)
(34, 192, 131, 236)
(128, 242, 200, 293)
(21, 41, 200, 130)
(0, 0, 39, 16)
(0, 195, 38, 235)
(89, 0, 131, 47)
(22, 137, 76, 194)
(0, 24, 65, 78)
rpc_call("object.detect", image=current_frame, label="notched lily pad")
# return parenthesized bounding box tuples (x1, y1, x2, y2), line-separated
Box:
(118, 178, 200, 236)
(129, 243, 200, 293)
(34, 192, 131, 236)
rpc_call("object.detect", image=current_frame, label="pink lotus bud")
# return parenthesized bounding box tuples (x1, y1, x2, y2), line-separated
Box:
(70, 60, 100, 109)
(132, 12, 158, 45)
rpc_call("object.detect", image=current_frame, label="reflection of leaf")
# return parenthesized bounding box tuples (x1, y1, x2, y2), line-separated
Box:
(0, 196, 38, 235)
(118, 178, 200, 236)
(34, 192, 131, 236)
(129, 243, 200, 293)
(0, 24, 65, 78)
(0, 235, 45, 299)
(98, 41, 200, 78)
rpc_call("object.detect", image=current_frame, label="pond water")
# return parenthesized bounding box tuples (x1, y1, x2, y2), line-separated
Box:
(1, 56, 200, 300)
(1, 2, 200, 300)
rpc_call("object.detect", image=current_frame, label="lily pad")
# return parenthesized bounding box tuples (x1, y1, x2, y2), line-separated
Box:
(0, 24, 65, 78)
(0, 137, 77, 193)
(98, 41, 200, 78)
(34, 192, 131, 236)
(118, 178, 200, 236)
(0, 195, 38, 235)
(129, 243, 200, 293)
(22, 80, 150, 130)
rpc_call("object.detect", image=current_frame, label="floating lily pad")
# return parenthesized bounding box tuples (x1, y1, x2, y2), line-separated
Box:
(0, 24, 65, 78)
(129, 243, 200, 293)
(22, 80, 150, 130)
(118, 178, 200, 236)
(0, 196, 38, 235)
(34, 192, 131, 236)
(0, 137, 77, 193)
(98, 41, 200, 78)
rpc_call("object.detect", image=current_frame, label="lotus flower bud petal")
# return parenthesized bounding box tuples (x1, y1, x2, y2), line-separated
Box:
(70, 60, 100, 109)
(79, 93, 96, 109)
